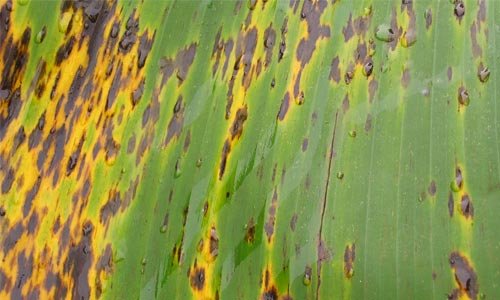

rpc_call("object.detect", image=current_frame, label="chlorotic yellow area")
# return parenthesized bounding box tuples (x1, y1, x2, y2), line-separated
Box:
(0, 1, 160, 298)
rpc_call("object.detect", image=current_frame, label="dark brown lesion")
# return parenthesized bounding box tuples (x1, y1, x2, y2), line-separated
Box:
(159, 43, 197, 87)
(263, 24, 276, 67)
(261, 286, 278, 300)
(425, 8, 432, 30)
(277, 92, 290, 121)
(448, 252, 478, 299)
(218, 105, 248, 179)
(460, 194, 474, 219)
(209, 226, 219, 259)
(245, 217, 256, 243)
(164, 96, 184, 147)
(428, 180, 436, 196)
(329, 56, 340, 83)
(189, 264, 206, 291)
(99, 189, 122, 225)
(289, 214, 297, 231)
(448, 192, 454, 217)
(343, 244, 356, 279)
(264, 189, 278, 243)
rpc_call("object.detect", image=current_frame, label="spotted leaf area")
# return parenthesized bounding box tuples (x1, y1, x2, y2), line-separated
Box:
(0, 0, 499, 299)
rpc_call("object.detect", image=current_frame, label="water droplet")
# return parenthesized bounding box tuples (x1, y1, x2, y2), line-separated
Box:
(336, 171, 344, 180)
(17, 0, 28, 6)
(160, 224, 167, 233)
(375, 24, 395, 42)
(59, 12, 72, 34)
(303, 266, 312, 286)
(35, 26, 47, 44)
(363, 61, 373, 77)
(348, 130, 357, 138)
(478, 66, 490, 83)
(270, 78, 275, 88)
(0, 206, 6, 217)
(454, 2, 465, 18)
(196, 158, 203, 168)
(458, 87, 469, 106)
(141, 258, 147, 265)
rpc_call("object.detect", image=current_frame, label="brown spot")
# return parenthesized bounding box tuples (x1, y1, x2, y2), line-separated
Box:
(55, 36, 75, 65)
(261, 286, 278, 300)
(277, 92, 290, 121)
(448, 192, 454, 217)
(428, 180, 436, 196)
(363, 60, 373, 77)
(425, 8, 432, 30)
(368, 79, 378, 103)
(364, 114, 372, 132)
(230, 106, 248, 140)
(470, 21, 482, 58)
(455, 167, 463, 190)
(342, 14, 354, 42)
(209, 226, 219, 258)
(454, 1, 465, 19)
(432, 271, 437, 280)
(344, 64, 354, 84)
(458, 86, 469, 106)
(12, 126, 26, 152)
(263, 24, 276, 66)
(127, 134, 136, 154)
(190, 267, 205, 291)
(164, 96, 184, 146)
(448, 66, 453, 81)
(27, 211, 39, 234)
(264, 189, 278, 242)
(159, 43, 197, 85)
(106, 62, 123, 110)
(477, 63, 490, 83)
(119, 11, 139, 52)
(137, 31, 155, 69)
(460, 194, 473, 218)
(1, 167, 14, 194)
(401, 68, 410, 88)
(290, 214, 297, 231)
(449, 252, 478, 299)
(329, 56, 340, 83)
(301, 138, 308, 152)
(342, 94, 349, 113)
(23, 176, 41, 217)
(100, 190, 121, 225)
(219, 139, 231, 179)
(344, 244, 356, 278)
(296, 0, 330, 66)
(245, 218, 255, 243)
(131, 79, 144, 106)
(278, 18, 288, 62)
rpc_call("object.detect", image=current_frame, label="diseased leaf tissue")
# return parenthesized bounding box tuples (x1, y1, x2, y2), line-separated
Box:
(0, 0, 498, 299)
